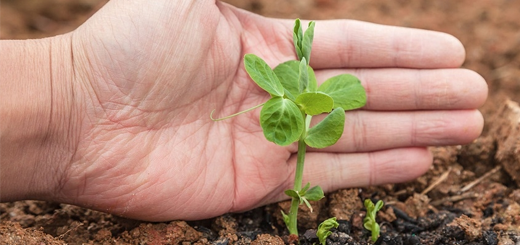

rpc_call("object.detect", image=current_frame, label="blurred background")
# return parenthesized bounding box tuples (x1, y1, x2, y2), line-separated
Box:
(1, 1, 520, 243)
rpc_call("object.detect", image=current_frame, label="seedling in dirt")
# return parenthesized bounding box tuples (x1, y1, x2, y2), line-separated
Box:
(212, 19, 367, 237)
(363, 199, 384, 242)
(316, 217, 339, 245)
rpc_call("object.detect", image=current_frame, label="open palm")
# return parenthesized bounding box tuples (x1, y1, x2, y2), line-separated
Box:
(53, 0, 486, 221)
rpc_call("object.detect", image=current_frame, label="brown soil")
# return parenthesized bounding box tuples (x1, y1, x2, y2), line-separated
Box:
(2, 0, 520, 244)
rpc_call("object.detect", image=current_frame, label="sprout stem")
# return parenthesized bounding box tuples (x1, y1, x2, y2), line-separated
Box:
(287, 115, 311, 235)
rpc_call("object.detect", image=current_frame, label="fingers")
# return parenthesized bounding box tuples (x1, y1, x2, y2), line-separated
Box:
(272, 147, 432, 203)
(308, 109, 483, 153)
(306, 147, 432, 189)
(314, 68, 488, 110)
(308, 20, 465, 69)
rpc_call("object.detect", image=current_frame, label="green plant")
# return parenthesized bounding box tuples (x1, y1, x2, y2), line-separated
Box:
(363, 199, 384, 242)
(212, 19, 367, 237)
(316, 217, 339, 245)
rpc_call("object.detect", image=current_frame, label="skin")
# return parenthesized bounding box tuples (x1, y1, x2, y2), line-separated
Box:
(0, 0, 487, 221)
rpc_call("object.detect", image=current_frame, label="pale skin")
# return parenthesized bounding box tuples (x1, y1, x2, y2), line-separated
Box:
(0, 1, 487, 221)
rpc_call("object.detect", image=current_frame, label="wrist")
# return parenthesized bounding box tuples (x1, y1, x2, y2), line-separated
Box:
(0, 35, 76, 202)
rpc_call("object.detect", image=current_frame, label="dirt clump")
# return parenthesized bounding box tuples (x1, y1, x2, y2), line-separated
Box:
(0, 221, 65, 245)
(119, 221, 203, 244)
(251, 234, 285, 245)
(328, 188, 362, 221)
(490, 99, 520, 185)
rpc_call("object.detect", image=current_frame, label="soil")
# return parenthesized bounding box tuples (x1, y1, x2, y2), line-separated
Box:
(1, 0, 520, 244)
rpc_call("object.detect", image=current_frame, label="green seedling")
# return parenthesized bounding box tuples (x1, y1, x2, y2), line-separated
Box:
(212, 19, 367, 237)
(363, 199, 384, 242)
(316, 217, 339, 245)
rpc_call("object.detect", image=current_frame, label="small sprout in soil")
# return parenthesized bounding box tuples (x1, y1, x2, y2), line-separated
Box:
(363, 199, 384, 242)
(212, 19, 367, 237)
(316, 217, 339, 245)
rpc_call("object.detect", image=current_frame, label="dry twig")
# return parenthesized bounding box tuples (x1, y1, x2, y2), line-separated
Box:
(430, 192, 480, 206)
(421, 167, 452, 195)
(460, 165, 502, 193)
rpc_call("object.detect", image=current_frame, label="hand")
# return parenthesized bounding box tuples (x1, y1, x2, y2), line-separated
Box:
(47, 0, 486, 221)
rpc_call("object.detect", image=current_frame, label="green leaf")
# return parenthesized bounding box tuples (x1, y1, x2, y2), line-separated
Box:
(371, 223, 380, 242)
(375, 200, 384, 212)
(317, 217, 339, 245)
(283, 88, 296, 101)
(304, 107, 345, 148)
(302, 21, 315, 64)
(295, 92, 333, 116)
(307, 66, 318, 92)
(318, 217, 339, 231)
(363, 199, 383, 242)
(303, 186, 324, 201)
(274, 61, 300, 98)
(364, 199, 374, 213)
(302, 198, 313, 212)
(363, 218, 374, 230)
(364, 199, 384, 220)
(274, 61, 318, 97)
(298, 58, 309, 93)
(244, 54, 284, 97)
(293, 19, 303, 60)
(301, 182, 311, 193)
(365, 200, 376, 220)
(260, 97, 304, 146)
(319, 230, 332, 245)
(284, 189, 300, 199)
(318, 74, 366, 110)
(281, 210, 290, 228)
(364, 199, 373, 208)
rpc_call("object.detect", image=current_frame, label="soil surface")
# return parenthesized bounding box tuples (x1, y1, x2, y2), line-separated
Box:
(2, 0, 520, 244)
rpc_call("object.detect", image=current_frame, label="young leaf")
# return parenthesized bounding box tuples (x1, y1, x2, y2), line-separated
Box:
(299, 58, 309, 93)
(364, 199, 375, 215)
(318, 74, 366, 110)
(283, 88, 296, 102)
(317, 217, 339, 245)
(274, 61, 318, 97)
(301, 182, 311, 193)
(295, 92, 333, 116)
(244, 54, 285, 97)
(274, 61, 300, 97)
(364, 199, 384, 220)
(363, 218, 380, 242)
(302, 198, 313, 212)
(375, 200, 384, 211)
(304, 107, 345, 148)
(301, 21, 315, 64)
(293, 19, 304, 60)
(363, 217, 375, 230)
(371, 223, 380, 242)
(260, 97, 304, 146)
(306, 66, 318, 92)
(303, 185, 324, 201)
(281, 210, 291, 228)
(364, 199, 384, 242)
(284, 189, 301, 199)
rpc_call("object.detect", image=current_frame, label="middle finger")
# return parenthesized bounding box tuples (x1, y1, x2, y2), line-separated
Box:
(314, 68, 487, 111)
(308, 109, 483, 153)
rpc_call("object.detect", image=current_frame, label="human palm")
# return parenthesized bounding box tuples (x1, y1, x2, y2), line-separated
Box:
(54, 1, 486, 221)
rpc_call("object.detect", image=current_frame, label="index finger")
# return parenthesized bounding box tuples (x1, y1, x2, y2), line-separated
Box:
(307, 20, 465, 69)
